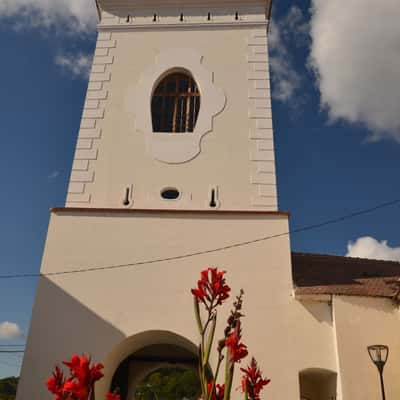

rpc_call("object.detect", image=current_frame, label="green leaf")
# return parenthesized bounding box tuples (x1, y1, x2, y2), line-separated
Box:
(203, 313, 217, 368)
(193, 297, 203, 335)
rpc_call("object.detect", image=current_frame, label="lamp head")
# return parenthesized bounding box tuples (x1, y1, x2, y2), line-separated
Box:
(368, 344, 389, 371)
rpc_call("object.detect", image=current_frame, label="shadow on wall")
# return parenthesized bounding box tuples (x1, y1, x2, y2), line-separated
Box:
(298, 301, 333, 326)
(17, 277, 203, 400)
(17, 277, 126, 400)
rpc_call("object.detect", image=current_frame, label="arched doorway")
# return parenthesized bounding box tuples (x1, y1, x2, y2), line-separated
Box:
(101, 331, 206, 400)
(110, 344, 201, 400)
(299, 368, 337, 400)
(134, 366, 200, 400)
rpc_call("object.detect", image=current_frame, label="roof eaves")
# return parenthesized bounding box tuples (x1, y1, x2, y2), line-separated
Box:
(294, 292, 332, 303)
(292, 251, 400, 267)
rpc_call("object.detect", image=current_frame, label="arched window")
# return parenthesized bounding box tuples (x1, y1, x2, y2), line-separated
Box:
(151, 72, 200, 133)
(299, 369, 337, 400)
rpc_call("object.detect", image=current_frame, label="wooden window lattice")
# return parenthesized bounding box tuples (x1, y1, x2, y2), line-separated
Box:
(151, 73, 200, 133)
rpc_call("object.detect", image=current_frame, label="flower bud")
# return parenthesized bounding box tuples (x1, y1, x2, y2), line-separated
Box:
(217, 339, 226, 352)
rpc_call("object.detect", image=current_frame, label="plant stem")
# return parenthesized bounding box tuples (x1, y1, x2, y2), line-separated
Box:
(194, 297, 203, 336)
(199, 299, 216, 399)
(206, 352, 224, 400)
(223, 349, 234, 400)
(198, 344, 207, 399)
(203, 314, 217, 368)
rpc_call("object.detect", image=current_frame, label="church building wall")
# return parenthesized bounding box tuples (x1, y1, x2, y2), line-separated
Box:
(20, 213, 400, 400)
(333, 295, 400, 400)
(16, 209, 337, 400)
(290, 300, 337, 373)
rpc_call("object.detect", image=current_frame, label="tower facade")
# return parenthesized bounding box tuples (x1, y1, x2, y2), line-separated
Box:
(17, 1, 339, 400)
(65, 0, 277, 211)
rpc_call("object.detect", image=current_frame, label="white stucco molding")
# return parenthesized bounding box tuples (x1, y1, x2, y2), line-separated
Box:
(98, 21, 268, 32)
(126, 48, 226, 163)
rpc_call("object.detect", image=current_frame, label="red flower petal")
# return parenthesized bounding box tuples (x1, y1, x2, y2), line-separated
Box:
(240, 358, 270, 400)
(225, 322, 248, 363)
(106, 393, 121, 400)
(191, 268, 231, 308)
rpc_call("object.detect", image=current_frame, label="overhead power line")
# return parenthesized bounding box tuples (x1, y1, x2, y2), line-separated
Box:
(0, 350, 25, 354)
(0, 198, 399, 280)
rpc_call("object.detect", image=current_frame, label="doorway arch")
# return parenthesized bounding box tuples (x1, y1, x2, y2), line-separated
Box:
(98, 331, 204, 400)
(299, 368, 337, 400)
(134, 365, 200, 400)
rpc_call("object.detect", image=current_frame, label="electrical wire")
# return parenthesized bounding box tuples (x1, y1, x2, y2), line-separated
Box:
(0, 197, 399, 280)
(0, 351, 25, 354)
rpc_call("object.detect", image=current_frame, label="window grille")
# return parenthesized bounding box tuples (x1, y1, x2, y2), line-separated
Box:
(151, 72, 200, 133)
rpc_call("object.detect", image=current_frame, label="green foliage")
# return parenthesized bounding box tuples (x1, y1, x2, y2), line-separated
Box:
(0, 377, 19, 400)
(135, 367, 200, 400)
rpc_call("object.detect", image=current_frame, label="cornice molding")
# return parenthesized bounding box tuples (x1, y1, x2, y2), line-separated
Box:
(51, 207, 290, 217)
(97, 0, 271, 10)
(98, 20, 267, 31)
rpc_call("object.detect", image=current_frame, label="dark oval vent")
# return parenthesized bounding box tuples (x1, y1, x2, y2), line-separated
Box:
(161, 188, 180, 200)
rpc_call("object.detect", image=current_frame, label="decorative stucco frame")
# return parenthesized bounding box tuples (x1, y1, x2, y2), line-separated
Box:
(127, 48, 226, 164)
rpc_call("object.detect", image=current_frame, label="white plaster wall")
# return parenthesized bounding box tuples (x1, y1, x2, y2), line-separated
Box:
(333, 296, 400, 400)
(17, 211, 337, 400)
(66, 6, 277, 211)
(290, 301, 337, 374)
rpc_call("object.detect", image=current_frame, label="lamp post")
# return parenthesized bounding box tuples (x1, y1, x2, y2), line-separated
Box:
(367, 344, 389, 400)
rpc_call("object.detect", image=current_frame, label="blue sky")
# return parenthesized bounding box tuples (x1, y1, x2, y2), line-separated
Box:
(0, 0, 400, 378)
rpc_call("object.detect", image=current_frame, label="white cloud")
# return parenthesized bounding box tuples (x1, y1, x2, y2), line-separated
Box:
(269, 7, 308, 103)
(346, 236, 400, 262)
(0, 0, 97, 33)
(48, 170, 60, 179)
(309, 0, 400, 142)
(0, 321, 23, 340)
(55, 53, 92, 79)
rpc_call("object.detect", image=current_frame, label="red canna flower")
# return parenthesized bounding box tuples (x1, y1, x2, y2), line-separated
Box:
(45, 354, 104, 400)
(63, 380, 85, 400)
(191, 267, 231, 308)
(63, 354, 81, 372)
(90, 362, 105, 383)
(240, 357, 270, 400)
(46, 366, 66, 400)
(207, 381, 225, 400)
(106, 392, 121, 400)
(63, 354, 104, 388)
(225, 321, 248, 363)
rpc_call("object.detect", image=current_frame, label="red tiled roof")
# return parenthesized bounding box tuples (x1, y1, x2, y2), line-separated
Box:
(291, 252, 400, 299)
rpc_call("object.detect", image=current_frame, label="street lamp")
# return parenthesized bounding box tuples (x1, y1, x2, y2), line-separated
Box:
(367, 344, 389, 400)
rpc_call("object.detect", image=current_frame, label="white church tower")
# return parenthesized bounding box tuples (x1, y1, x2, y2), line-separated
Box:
(66, 1, 277, 211)
(16, 0, 319, 399)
